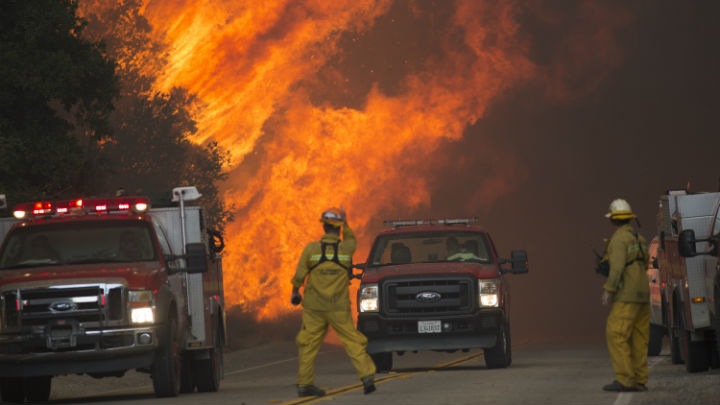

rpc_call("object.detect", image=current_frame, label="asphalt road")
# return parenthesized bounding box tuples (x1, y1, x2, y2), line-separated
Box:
(41, 339, 720, 405)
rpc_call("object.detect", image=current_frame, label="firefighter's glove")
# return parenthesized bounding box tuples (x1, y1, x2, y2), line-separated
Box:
(291, 291, 302, 306)
(601, 290, 611, 306)
(339, 207, 347, 224)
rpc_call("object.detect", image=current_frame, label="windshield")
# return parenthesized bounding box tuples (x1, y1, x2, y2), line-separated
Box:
(0, 220, 157, 269)
(369, 231, 493, 266)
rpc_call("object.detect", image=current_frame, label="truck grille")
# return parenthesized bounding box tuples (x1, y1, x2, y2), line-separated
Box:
(382, 276, 474, 316)
(1, 284, 125, 330)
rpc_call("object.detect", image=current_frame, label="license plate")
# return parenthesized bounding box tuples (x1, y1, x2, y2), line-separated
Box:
(418, 320, 441, 333)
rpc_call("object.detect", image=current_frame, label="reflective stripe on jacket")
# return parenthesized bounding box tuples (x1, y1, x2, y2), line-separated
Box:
(292, 226, 356, 311)
(603, 224, 650, 303)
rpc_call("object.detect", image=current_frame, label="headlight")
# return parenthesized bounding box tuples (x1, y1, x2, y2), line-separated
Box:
(478, 280, 499, 308)
(129, 290, 155, 324)
(359, 284, 379, 312)
(131, 307, 155, 324)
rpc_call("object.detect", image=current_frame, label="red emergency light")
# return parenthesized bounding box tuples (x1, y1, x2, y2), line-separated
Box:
(13, 196, 151, 219)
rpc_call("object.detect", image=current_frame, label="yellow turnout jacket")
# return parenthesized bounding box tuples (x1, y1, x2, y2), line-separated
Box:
(292, 226, 356, 311)
(603, 224, 650, 303)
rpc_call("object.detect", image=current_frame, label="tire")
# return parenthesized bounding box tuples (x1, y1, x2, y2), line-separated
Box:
(484, 322, 511, 369)
(1, 378, 25, 404)
(670, 298, 684, 364)
(711, 342, 720, 369)
(648, 324, 664, 356)
(180, 353, 195, 393)
(196, 323, 224, 392)
(714, 285, 720, 362)
(680, 306, 710, 373)
(153, 316, 181, 397)
(25, 376, 51, 402)
(370, 352, 393, 373)
(669, 325, 684, 364)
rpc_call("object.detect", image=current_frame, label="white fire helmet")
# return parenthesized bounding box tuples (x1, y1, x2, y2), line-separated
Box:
(605, 198, 636, 220)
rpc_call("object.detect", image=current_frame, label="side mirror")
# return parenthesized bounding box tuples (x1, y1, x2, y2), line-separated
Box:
(678, 229, 697, 257)
(500, 250, 528, 274)
(185, 243, 208, 273)
(165, 243, 208, 274)
(678, 229, 719, 257)
(510, 250, 529, 274)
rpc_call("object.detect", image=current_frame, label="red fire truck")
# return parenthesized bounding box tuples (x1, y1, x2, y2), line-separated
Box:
(655, 190, 720, 372)
(0, 186, 226, 403)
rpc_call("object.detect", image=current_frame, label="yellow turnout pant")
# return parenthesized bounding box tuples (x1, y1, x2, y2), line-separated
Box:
(606, 301, 650, 387)
(296, 308, 376, 386)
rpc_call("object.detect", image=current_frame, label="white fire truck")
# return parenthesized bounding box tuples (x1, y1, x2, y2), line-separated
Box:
(0, 186, 226, 403)
(655, 190, 720, 372)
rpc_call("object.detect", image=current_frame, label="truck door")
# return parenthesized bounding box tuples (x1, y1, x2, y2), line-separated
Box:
(152, 219, 187, 331)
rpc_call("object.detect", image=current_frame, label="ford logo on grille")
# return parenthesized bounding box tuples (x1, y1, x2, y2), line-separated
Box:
(415, 291, 441, 303)
(49, 301, 75, 312)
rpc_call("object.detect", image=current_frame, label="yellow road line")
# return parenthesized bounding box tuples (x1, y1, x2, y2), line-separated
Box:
(278, 350, 486, 405)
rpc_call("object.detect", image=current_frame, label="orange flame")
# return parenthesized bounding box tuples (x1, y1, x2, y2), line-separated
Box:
(80, 0, 630, 320)
(134, 0, 536, 318)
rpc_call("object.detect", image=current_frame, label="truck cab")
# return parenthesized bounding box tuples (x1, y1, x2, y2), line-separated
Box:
(0, 187, 225, 403)
(355, 218, 528, 372)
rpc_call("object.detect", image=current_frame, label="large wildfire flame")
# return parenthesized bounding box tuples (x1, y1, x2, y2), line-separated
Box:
(85, 0, 626, 319)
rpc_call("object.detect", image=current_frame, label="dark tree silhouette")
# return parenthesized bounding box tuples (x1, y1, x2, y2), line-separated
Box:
(0, 0, 117, 205)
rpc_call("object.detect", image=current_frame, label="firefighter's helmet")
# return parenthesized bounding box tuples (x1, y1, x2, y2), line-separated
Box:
(320, 208, 344, 226)
(605, 198, 636, 220)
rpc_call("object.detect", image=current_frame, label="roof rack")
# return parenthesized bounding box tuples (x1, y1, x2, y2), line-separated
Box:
(383, 218, 478, 229)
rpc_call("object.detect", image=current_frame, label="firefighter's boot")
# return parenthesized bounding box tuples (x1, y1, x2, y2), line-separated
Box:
(297, 385, 326, 397)
(602, 380, 637, 392)
(362, 376, 376, 394)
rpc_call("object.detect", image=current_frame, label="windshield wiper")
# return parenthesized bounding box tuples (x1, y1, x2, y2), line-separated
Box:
(0, 262, 62, 270)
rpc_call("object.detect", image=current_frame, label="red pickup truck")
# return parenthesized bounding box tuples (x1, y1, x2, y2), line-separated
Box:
(355, 218, 528, 372)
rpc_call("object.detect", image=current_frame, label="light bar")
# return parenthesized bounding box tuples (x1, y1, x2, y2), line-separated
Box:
(12, 196, 151, 219)
(383, 218, 478, 228)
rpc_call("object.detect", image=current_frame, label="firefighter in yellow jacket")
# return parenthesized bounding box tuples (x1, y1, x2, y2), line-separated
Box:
(290, 208, 376, 397)
(601, 199, 650, 392)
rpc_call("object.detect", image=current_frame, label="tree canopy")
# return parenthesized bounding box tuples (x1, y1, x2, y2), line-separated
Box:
(0, 0, 232, 230)
(0, 0, 117, 203)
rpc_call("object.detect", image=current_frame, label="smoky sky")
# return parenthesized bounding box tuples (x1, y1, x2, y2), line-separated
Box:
(299, 1, 719, 341)
(441, 1, 719, 341)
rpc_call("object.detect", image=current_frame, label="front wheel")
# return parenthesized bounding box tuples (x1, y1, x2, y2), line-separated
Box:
(370, 352, 393, 373)
(680, 308, 710, 372)
(153, 317, 181, 397)
(485, 323, 511, 369)
(714, 286, 720, 361)
(648, 324, 664, 356)
(670, 304, 684, 364)
(25, 376, 51, 402)
(196, 323, 224, 392)
(0, 378, 25, 404)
